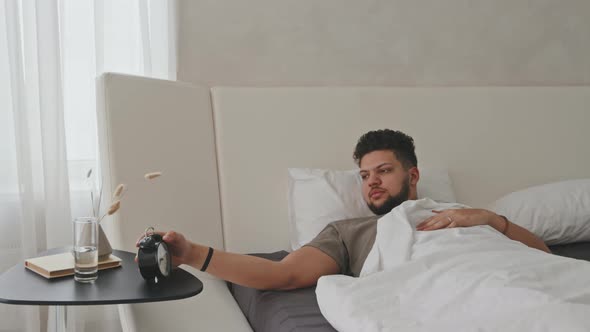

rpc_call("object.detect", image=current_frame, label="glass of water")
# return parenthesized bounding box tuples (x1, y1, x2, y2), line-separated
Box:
(73, 217, 99, 282)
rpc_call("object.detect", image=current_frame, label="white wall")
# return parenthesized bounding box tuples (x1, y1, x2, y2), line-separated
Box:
(178, 0, 590, 86)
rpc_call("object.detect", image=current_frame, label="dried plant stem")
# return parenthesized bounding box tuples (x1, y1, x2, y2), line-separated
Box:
(90, 191, 96, 217)
(96, 175, 104, 220)
(99, 200, 121, 224)
(144, 171, 162, 180)
(108, 200, 121, 215)
(113, 184, 126, 199)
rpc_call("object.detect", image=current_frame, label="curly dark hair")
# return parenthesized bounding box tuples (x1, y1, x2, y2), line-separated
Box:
(353, 129, 417, 169)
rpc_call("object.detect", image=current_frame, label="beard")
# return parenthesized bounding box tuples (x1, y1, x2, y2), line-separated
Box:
(367, 176, 411, 215)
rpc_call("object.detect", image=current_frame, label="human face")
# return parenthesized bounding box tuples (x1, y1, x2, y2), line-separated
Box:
(359, 150, 418, 215)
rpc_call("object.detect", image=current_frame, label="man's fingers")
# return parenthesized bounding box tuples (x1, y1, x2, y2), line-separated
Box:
(426, 219, 445, 230)
(422, 224, 442, 231)
(162, 230, 177, 243)
(417, 210, 449, 229)
(135, 230, 167, 247)
(418, 215, 443, 230)
(421, 217, 454, 231)
(417, 216, 436, 228)
(419, 220, 436, 231)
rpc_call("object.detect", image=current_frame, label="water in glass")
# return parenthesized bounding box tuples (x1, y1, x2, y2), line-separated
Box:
(74, 245, 98, 282)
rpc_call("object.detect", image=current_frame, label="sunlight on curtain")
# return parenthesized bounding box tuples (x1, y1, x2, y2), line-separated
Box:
(0, 0, 177, 331)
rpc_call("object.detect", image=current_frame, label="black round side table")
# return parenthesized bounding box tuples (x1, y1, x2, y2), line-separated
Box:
(0, 249, 203, 331)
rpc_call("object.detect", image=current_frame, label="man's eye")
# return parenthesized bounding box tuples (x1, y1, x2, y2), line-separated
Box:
(360, 174, 368, 180)
(379, 168, 391, 174)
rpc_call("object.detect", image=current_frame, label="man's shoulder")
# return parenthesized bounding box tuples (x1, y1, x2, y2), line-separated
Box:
(328, 215, 381, 229)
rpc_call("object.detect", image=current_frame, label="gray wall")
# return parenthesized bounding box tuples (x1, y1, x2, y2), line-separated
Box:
(178, 0, 590, 86)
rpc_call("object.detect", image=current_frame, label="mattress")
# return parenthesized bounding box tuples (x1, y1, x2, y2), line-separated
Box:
(227, 251, 335, 332)
(228, 242, 590, 332)
(549, 241, 590, 261)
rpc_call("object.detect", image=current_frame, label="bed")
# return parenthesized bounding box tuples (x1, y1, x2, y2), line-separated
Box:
(96, 73, 590, 331)
(225, 242, 590, 332)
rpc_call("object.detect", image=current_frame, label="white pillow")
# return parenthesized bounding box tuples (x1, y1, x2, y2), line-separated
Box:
(287, 167, 456, 250)
(488, 179, 590, 245)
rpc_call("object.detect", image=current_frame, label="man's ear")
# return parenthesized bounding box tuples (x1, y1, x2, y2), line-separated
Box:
(409, 167, 420, 186)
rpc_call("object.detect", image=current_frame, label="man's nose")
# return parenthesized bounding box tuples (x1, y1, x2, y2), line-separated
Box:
(368, 172, 381, 186)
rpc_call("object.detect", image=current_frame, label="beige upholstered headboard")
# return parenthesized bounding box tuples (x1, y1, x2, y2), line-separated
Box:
(212, 87, 590, 253)
(96, 73, 251, 332)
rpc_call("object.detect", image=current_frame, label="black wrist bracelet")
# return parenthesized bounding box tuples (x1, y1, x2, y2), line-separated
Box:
(200, 247, 214, 272)
(498, 215, 510, 235)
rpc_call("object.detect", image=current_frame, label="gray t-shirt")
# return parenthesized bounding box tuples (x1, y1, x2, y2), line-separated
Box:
(304, 215, 380, 277)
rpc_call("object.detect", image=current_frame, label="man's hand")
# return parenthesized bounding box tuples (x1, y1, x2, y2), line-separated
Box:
(416, 208, 499, 231)
(135, 230, 196, 268)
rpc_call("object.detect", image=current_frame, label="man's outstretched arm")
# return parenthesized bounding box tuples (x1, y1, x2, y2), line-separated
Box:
(137, 231, 340, 290)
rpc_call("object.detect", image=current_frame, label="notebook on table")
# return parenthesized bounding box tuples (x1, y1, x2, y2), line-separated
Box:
(24, 252, 122, 279)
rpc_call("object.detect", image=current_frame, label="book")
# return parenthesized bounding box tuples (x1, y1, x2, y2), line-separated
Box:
(25, 252, 122, 279)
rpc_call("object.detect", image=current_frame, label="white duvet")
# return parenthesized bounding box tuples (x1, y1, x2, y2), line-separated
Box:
(316, 198, 590, 332)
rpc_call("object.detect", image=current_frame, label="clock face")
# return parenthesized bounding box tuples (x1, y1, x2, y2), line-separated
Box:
(157, 243, 170, 277)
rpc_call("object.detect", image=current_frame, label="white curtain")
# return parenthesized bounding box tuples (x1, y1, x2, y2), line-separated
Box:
(0, 0, 177, 331)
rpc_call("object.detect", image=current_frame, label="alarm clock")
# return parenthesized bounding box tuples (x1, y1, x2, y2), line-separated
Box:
(137, 227, 171, 283)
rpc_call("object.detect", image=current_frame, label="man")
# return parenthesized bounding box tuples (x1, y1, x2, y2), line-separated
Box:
(137, 129, 550, 290)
